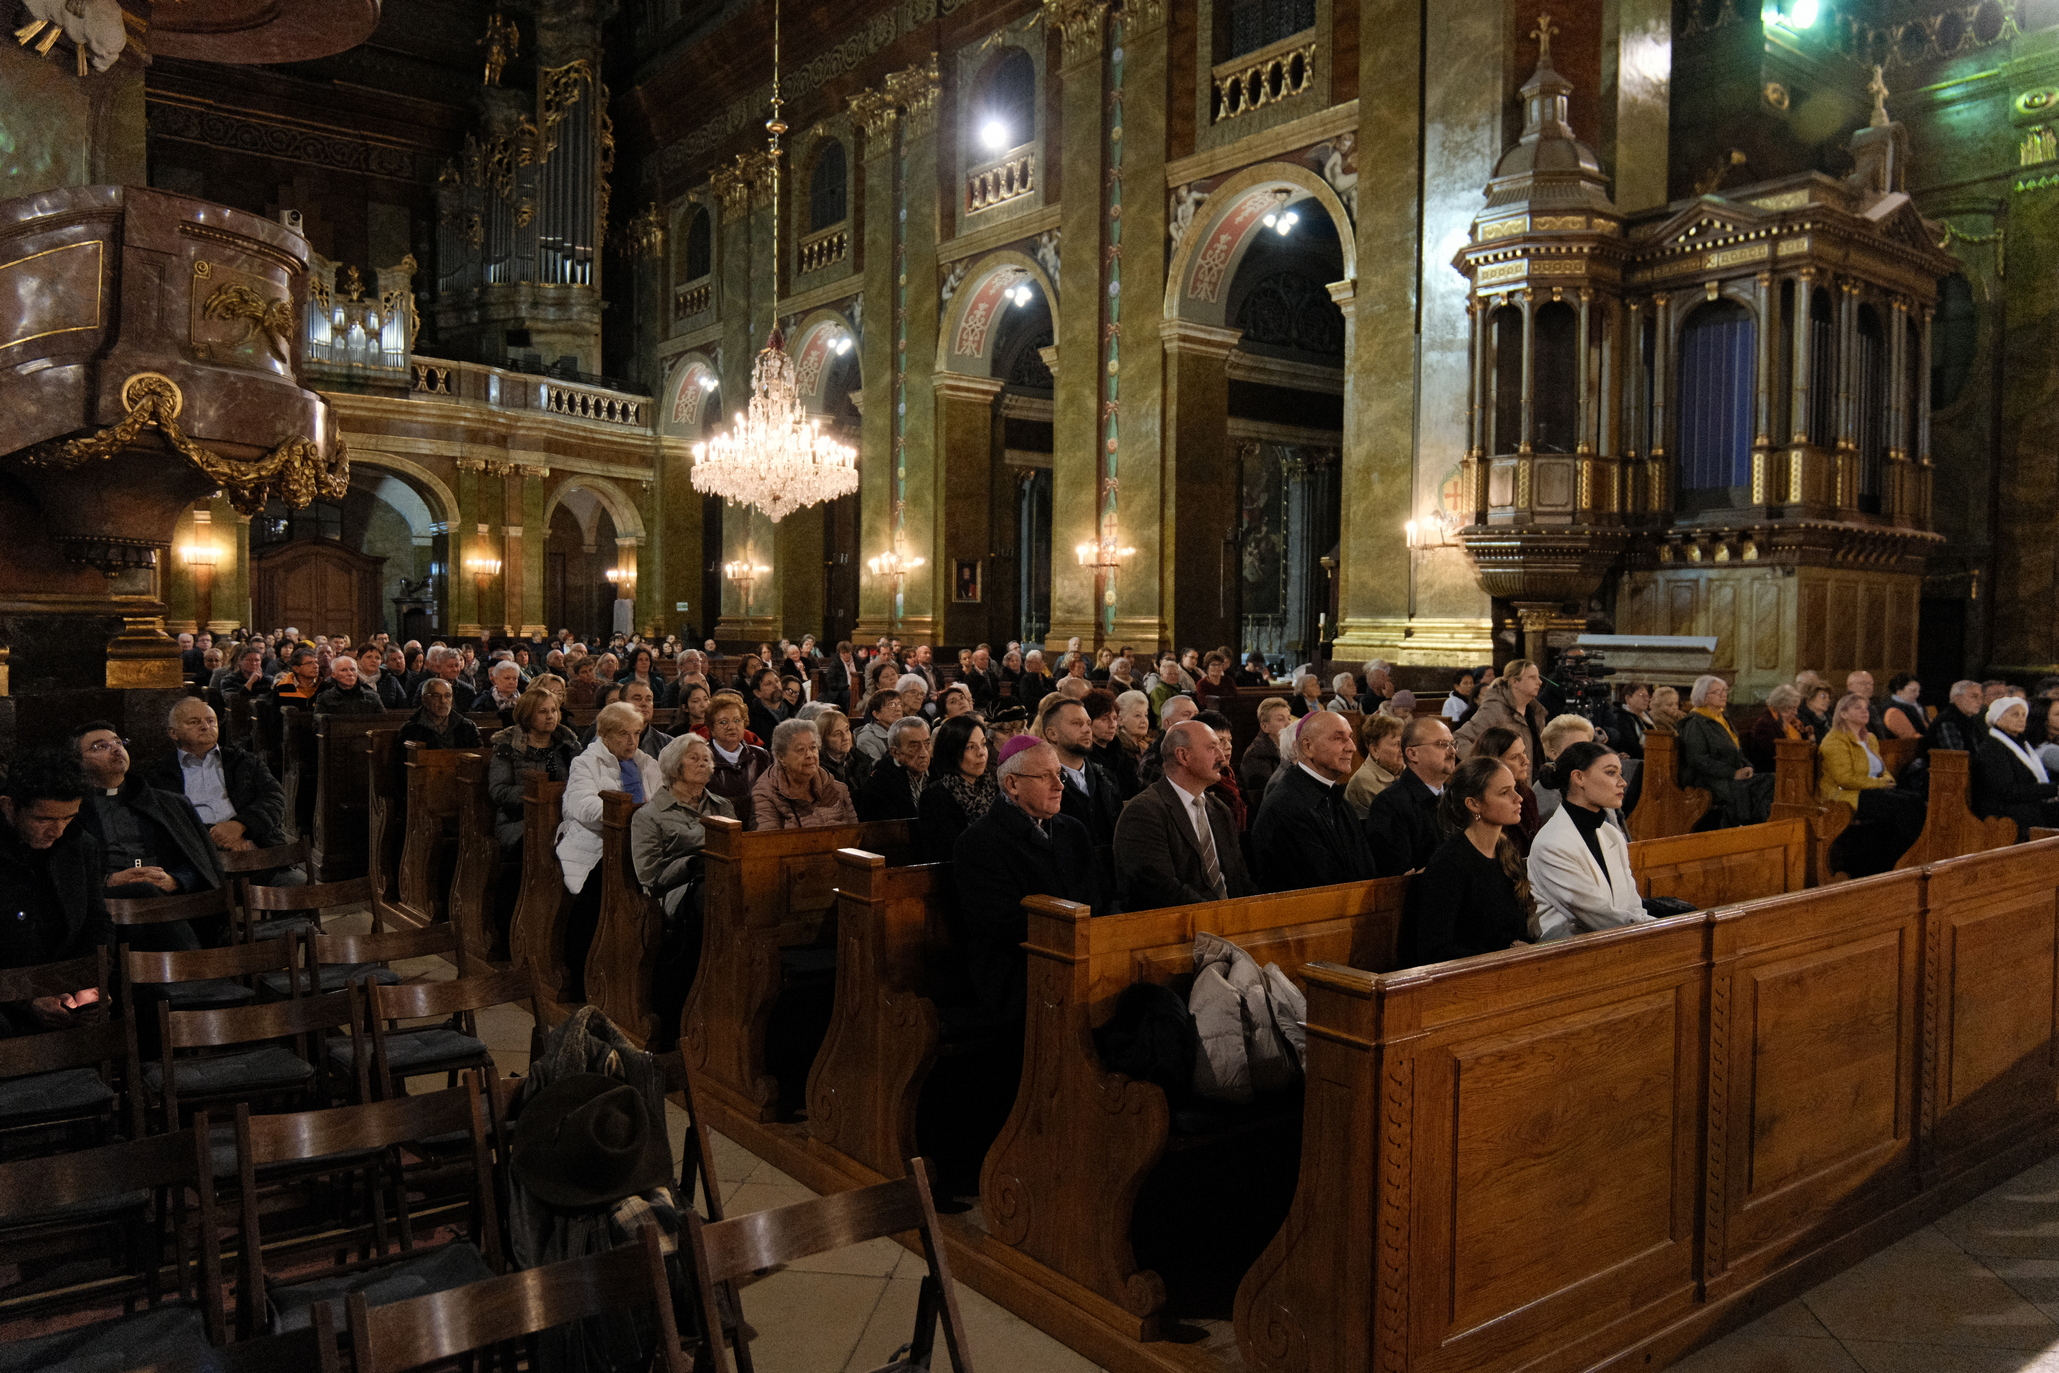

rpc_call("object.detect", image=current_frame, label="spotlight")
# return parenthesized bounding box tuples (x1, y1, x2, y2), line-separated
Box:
(699, 375, 718, 392)
(1261, 209, 1300, 236)
(833, 335, 852, 355)
(1008, 282, 1034, 307)
(979, 120, 1010, 151)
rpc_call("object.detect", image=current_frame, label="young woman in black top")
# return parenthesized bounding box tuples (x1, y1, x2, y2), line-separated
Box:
(1400, 756, 1536, 967)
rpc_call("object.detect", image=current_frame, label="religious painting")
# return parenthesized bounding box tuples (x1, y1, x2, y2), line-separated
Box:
(954, 559, 982, 602)
(1240, 442, 1284, 617)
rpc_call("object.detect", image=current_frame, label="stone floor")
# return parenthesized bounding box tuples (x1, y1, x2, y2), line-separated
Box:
(400, 936, 2059, 1373)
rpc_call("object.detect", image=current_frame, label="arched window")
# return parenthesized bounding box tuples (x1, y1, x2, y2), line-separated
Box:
(1855, 303, 1886, 513)
(1490, 305, 1523, 457)
(808, 141, 848, 232)
(681, 206, 711, 281)
(1222, 0, 1317, 58)
(1930, 273, 1975, 413)
(1677, 298, 1756, 502)
(1532, 302, 1578, 454)
(971, 47, 1037, 156)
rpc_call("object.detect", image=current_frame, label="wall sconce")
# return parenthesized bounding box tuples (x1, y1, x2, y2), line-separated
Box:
(725, 554, 770, 619)
(466, 556, 501, 634)
(1075, 534, 1136, 650)
(867, 548, 925, 631)
(181, 542, 221, 630)
(606, 567, 636, 590)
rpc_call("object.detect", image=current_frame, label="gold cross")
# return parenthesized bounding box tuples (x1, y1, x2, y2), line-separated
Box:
(1531, 12, 1559, 65)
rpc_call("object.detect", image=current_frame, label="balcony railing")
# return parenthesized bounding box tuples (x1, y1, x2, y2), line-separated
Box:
(674, 276, 712, 320)
(797, 223, 849, 274)
(539, 381, 644, 426)
(966, 144, 1036, 214)
(392, 355, 651, 432)
(1212, 30, 1318, 124)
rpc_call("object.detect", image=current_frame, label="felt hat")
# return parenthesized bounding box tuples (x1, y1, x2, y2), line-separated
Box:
(986, 702, 1029, 726)
(511, 1073, 672, 1210)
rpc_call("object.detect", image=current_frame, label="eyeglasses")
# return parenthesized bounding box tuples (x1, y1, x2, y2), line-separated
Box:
(82, 737, 128, 754)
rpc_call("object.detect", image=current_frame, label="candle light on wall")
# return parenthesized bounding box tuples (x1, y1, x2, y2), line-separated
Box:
(181, 541, 221, 632)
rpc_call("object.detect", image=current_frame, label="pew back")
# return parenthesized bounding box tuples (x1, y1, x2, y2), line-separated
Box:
(1629, 816, 1809, 908)
(447, 752, 510, 969)
(509, 775, 570, 1008)
(364, 729, 404, 928)
(393, 745, 474, 929)
(1894, 749, 2017, 869)
(588, 789, 662, 1046)
(1624, 731, 1712, 841)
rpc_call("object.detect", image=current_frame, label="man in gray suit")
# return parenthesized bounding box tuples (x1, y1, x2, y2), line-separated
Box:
(1112, 720, 1253, 912)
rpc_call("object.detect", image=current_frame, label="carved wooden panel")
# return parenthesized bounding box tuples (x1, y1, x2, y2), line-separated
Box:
(1710, 581, 1737, 670)
(1668, 581, 1696, 636)
(1801, 581, 1828, 665)
(1857, 578, 1882, 673)
(1753, 579, 1783, 671)
(1828, 580, 1859, 669)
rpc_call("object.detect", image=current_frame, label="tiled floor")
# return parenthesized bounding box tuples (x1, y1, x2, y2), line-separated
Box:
(380, 921, 2059, 1373)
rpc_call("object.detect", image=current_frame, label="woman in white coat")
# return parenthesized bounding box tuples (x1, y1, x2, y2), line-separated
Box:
(1527, 741, 1649, 942)
(555, 701, 664, 998)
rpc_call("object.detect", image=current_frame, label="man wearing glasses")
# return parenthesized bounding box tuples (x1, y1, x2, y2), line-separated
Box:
(952, 735, 1099, 1022)
(71, 722, 225, 949)
(1364, 716, 1461, 878)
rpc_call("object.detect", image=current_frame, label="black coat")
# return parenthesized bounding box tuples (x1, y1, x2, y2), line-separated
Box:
(398, 712, 483, 752)
(821, 657, 862, 710)
(1057, 757, 1123, 848)
(79, 779, 223, 896)
(1363, 769, 1447, 878)
(1401, 832, 1530, 967)
(143, 744, 287, 849)
(1112, 778, 1253, 912)
(1090, 740, 1141, 802)
(747, 698, 785, 748)
(0, 822, 110, 974)
(1971, 734, 2059, 840)
(313, 681, 385, 716)
(1927, 704, 1986, 757)
(856, 760, 924, 823)
(1249, 764, 1378, 893)
(952, 800, 1099, 1019)
(964, 666, 1003, 711)
(411, 677, 478, 713)
(917, 776, 995, 865)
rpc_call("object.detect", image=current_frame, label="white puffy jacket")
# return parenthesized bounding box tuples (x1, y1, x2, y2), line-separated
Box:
(556, 738, 662, 895)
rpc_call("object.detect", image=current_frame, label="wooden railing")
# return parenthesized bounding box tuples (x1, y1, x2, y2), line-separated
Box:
(797, 224, 849, 274)
(1211, 30, 1319, 125)
(674, 277, 712, 319)
(966, 145, 1036, 214)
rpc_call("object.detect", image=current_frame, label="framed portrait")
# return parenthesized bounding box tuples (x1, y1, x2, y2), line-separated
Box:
(953, 559, 982, 603)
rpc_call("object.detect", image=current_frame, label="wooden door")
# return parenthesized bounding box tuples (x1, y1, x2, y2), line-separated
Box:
(253, 538, 384, 641)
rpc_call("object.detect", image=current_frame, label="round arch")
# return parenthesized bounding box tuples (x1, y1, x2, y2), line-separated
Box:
(662, 352, 722, 437)
(787, 308, 860, 416)
(543, 474, 645, 541)
(936, 249, 1057, 377)
(343, 448, 458, 530)
(1163, 162, 1356, 329)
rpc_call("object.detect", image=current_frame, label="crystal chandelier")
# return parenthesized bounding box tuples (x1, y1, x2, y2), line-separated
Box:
(689, 0, 858, 523)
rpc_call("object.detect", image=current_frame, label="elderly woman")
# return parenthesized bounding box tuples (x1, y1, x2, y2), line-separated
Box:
(1017, 650, 1053, 706)
(1290, 669, 1326, 719)
(1743, 682, 1809, 774)
(1649, 685, 1687, 732)
(1973, 696, 2059, 840)
(852, 689, 904, 764)
(1820, 690, 1926, 866)
(918, 715, 996, 862)
(1677, 674, 1774, 828)
(1325, 672, 1362, 715)
(896, 672, 934, 722)
(751, 718, 860, 830)
(487, 687, 580, 849)
(398, 677, 482, 750)
(1345, 712, 1405, 818)
(703, 690, 771, 827)
(556, 700, 663, 998)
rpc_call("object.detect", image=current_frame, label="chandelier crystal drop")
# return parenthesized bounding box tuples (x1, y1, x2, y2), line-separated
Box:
(686, 0, 858, 522)
(691, 328, 858, 521)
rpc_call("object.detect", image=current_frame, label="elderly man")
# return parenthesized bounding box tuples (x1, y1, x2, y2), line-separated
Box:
(1846, 669, 1886, 738)
(953, 737, 1098, 1019)
(663, 649, 710, 709)
(856, 716, 932, 822)
(1039, 698, 1121, 849)
(1113, 720, 1253, 911)
(413, 645, 478, 713)
(73, 722, 224, 948)
(313, 653, 383, 716)
(0, 750, 110, 1030)
(1364, 716, 1459, 876)
(964, 644, 1002, 711)
(1138, 693, 1199, 789)
(1361, 658, 1394, 706)
(147, 699, 289, 862)
(1927, 679, 1987, 755)
(482, 660, 526, 722)
(400, 678, 483, 751)
(1250, 710, 1378, 893)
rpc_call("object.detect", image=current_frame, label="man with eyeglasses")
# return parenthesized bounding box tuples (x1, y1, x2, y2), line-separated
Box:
(72, 721, 226, 948)
(1250, 709, 1379, 893)
(952, 735, 1099, 1022)
(1364, 716, 1460, 878)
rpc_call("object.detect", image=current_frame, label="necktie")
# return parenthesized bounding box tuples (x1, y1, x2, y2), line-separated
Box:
(1192, 792, 1227, 900)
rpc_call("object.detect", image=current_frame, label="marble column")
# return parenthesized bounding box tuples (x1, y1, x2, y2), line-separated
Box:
(1115, 0, 1170, 654)
(849, 91, 900, 642)
(711, 156, 766, 642)
(892, 58, 942, 645)
(933, 373, 1005, 646)
(776, 505, 825, 641)
(1043, 0, 1110, 651)
(518, 468, 548, 637)
(1160, 319, 1242, 653)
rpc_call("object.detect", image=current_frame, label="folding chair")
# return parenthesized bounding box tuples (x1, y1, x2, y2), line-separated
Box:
(232, 1076, 502, 1339)
(351, 967, 542, 1101)
(121, 1308, 337, 1373)
(0, 1120, 225, 1357)
(0, 950, 139, 1157)
(220, 837, 312, 896)
(286, 923, 456, 1010)
(683, 1159, 973, 1373)
(138, 962, 358, 1129)
(326, 1225, 685, 1373)
(108, 887, 248, 1008)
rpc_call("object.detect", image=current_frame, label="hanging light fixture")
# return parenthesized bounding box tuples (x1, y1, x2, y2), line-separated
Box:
(690, 0, 858, 523)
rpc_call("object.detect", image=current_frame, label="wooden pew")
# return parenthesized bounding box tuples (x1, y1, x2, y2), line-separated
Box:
(390, 743, 473, 929)
(508, 774, 572, 1011)
(447, 751, 513, 970)
(587, 790, 663, 1047)
(679, 815, 919, 1127)
(1894, 749, 2016, 869)
(1628, 816, 1809, 909)
(220, 692, 254, 752)
(1881, 733, 1921, 778)
(1624, 730, 1711, 841)
(364, 728, 404, 929)
(979, 880, 1408, 1341)
(249, 695, 283, 779)
(1768, 736, 1854, 885)
(309, 712, 413, 881)
(279, 705, 316, 839)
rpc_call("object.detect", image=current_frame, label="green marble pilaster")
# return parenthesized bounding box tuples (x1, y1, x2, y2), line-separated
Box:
(519, 470, 548, 637)
(712, 161, 759, 641)
(1045, 0, 1110, 651)
(1118, 0, 1171, 654)
(453, 463, 481, 635)
(898, 68, 942, 645)
(851, 96, 900, 641)
(1992, 156, 2059, 668)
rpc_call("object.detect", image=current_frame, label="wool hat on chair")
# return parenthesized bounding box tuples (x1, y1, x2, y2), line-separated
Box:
(511, 1073, 672, 1210)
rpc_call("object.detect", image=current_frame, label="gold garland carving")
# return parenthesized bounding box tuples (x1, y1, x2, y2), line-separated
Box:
(201, 283, 295, 359)
(21, 373, 348, 515)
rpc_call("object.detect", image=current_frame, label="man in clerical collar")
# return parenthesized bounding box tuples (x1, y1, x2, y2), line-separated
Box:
(73, 720, 225, 947)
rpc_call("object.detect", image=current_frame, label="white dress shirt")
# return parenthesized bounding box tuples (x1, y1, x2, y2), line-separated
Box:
(178, 747, 235, 825)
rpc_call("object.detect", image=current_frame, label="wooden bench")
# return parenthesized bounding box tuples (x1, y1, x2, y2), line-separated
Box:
(448, 751, 514, 970)
(364, 728, 405, 929)
(1894, 749, 2016, 869)
(508, 774, 572, 1012)
(1624, 730, 1711, 841)
(279, 705, 316, 839)
(1628, 816, 1810, 908)
(1881, 733, 1921, 778)
(1768, 736, 1854, 886)
(308, 712, 415, 881)
(1231, 841, 2059, 1373)
(679, 815, 918, 1127)
(586, 790, 664, 1047)
(390, 744, 475, 930)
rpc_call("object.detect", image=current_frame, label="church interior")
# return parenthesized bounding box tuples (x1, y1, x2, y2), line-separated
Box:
(9, 0, 2059, 1371)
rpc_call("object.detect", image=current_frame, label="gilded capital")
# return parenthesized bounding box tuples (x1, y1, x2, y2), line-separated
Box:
(849, 88, 899, 142)
(710, 157, 754, 223)
(1042, 0, 1109, 65)
(884, 54, 941, 139)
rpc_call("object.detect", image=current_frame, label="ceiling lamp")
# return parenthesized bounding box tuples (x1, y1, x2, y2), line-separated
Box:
(689, 0, 858, 523)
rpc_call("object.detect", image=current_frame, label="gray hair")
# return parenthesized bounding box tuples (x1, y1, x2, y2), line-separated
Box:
(998, 738, 1055, 782)
(795, 700, 837, 722)
(490, 661, 521, 681)
(167, 696, 213, 729)
(1363, 659, 1392, 676)
(1952, 679, 1983, 702)
(895, 673, 929, 695)
(1279, 712, 1309, 767)
(769, 717, 818, 759)
(1331, 673, 1355, 694)
(1689, 674, 1725, 707)
(595, 701, 644, 740)
(1115, 688, 1149, 718)
(1765, 683, 1802, 712)
(888, 715, 931, 749)
(657, 732, 711, 784)
(426, 645, 458, 669)
(1110, 656, 1132, 677)
(1024, 650, 1045, 668)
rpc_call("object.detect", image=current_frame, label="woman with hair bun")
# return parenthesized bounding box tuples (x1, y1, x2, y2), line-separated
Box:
(1527, 741, 1649, 941)
(1398, 756, 1536, 967)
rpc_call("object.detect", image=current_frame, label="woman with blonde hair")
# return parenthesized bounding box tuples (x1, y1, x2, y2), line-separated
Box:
(556, 700, 663, 999)
(1821, 689, 1926, 866)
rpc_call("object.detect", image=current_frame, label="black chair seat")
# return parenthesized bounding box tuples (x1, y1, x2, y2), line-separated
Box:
(256, 963, 402, 999)
(0, 1299, 207, 1372)
(251, 917, 318, 942)
(143, 1045, 313, 1096)
(2, 1185, 153, 1229)
(327, 1028, 489, 1075)
(268, 1240, 495, 1332)
(158, 979, 258, 1008)
(0, 1067, 114, 1126)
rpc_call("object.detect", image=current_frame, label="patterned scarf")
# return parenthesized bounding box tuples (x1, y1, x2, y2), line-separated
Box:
(940, 771, 997, 826)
